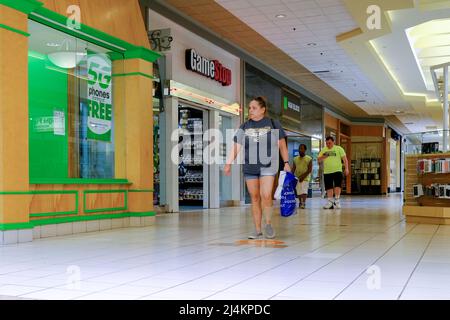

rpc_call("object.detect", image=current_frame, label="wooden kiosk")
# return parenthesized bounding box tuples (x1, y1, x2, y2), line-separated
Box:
(404, 153, 450, 224)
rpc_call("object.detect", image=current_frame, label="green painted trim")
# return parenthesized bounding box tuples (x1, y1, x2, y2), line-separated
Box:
(1, 212, 156, 230)
(30, 211, 75, 218)
(0, 190, 76, 195)
(127, 212, 156, 217)
(0, 23, 30, 37)
(29, 7, 160, 62)
(128, 189, 154, 193)
(108, 51, 124, 61)
(0, 0, 43, 14)
(30, 178, 131, 185)
(112, 72, 155, 80)
(0, 223, 34, 231)
(0, 190, 79, 218)
(29, 191, 78, 218)
(30, 211, 155, 226)
(83, 190, 128, 214)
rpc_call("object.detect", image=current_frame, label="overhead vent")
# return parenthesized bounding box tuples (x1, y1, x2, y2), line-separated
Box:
(312, 70, 330, 74)
(351, 100, 367, 103)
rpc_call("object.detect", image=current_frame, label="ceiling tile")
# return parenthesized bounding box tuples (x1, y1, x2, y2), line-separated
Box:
(321, 5, 347, 15)
(284, 0, 319, 11)
(293, 8, 323, 18)
(248, 0, 283, 6)
(315, 0, 343, 7)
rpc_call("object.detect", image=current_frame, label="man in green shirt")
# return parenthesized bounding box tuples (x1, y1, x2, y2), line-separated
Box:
(318, 136, 349, 209)
(292, 144, 312, 209)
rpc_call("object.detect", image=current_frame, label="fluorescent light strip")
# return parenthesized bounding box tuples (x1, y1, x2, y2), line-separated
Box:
(369, 40, 438, 103)
(170, 87, 240, 114)
(405, 27, 428, 90)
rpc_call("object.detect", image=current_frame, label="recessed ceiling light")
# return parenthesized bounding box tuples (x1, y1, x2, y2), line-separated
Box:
(46, 42, 60, 47)
(394, 110, 403, 114)
(275, 14, 286, 18)
(307, 42, 317, 46)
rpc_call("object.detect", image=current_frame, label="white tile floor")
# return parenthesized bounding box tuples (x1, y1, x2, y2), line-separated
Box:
(1, 194, 449, 300)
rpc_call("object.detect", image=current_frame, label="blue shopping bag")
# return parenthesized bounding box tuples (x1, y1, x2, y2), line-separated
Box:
(280, 172, 298, 217)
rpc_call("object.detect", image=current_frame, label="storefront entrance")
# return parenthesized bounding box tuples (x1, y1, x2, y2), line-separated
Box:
(178, 103, 209, 210)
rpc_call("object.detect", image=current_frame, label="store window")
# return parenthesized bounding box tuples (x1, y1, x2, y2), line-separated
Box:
(28, 21, 124, 180)
(351, 138, 383, 194)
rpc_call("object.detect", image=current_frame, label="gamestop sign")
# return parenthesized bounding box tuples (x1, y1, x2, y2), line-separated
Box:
(185, 49, 232, 86)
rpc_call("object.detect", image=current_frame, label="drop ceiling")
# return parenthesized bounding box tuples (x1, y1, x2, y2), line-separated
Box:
(215, 0, 388, 117)
(159, 0, 373, 118)
(151, 0, 450, 134)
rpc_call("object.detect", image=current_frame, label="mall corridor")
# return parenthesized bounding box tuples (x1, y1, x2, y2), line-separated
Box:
(1, 195, 450, 300)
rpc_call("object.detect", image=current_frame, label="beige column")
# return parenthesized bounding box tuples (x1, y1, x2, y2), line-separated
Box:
(0, 5, 30, 225)
(117, 58, 154, 214)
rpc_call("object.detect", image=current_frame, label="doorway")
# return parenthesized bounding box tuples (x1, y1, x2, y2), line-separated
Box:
(178, 103, 209, 210)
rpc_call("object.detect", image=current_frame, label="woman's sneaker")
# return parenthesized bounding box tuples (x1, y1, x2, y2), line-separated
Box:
(323, 200, 334, 209)
(264, 224, 276, 239)
(248, 231, 263, 239)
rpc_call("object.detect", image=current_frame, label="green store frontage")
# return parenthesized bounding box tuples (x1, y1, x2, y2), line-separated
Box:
(0, 0, 160, 244)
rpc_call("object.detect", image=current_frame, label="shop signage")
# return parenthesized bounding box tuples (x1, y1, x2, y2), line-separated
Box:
(53, 110, 65, 136)
(32, 111, 65, 135)
(185, 49, 232, 86)
(87, 53, 112, 142)
(282, 89, 301, 123)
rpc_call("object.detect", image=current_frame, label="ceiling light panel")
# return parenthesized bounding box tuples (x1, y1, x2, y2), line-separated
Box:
(215, 0, 389, 115)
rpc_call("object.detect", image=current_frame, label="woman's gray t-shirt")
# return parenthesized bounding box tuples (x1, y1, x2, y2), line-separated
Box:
(233, 117, 286, 175)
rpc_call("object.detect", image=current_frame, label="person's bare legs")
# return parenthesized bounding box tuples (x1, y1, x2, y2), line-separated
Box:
(300, 194, 307, 207)
(246, 178, 262, 233)
(334, 187, 341, 198)
(326, 188, 334, 199)
(334, 186, 342, 208)
(260, 175, 276, 238)
(259, 175, 275, 224)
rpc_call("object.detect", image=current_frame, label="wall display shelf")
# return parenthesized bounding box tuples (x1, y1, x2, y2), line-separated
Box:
(178, 109, 204, 204)
(404, 153, 450, 224)
(351, 158, 381, 195)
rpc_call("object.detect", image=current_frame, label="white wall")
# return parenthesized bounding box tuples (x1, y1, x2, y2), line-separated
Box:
(148, 11, 240, 104)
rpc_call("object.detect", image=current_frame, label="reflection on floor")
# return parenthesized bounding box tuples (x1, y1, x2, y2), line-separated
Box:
(1, 194, 450, 300)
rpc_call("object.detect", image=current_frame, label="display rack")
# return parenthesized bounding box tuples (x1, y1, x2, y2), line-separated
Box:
(178, 110, 204, 204)
(153, 114, 160, 205)
(404, 152, 450, 224)
(351, 158, 381, 194)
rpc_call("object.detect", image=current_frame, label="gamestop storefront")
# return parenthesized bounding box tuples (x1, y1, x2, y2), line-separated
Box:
(149, 10, 242, 212)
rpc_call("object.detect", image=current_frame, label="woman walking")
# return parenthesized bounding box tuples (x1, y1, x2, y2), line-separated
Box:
(224, 97, 291, 239)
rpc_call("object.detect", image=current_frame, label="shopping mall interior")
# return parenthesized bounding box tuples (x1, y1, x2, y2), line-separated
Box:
(1, 0, 450, 302)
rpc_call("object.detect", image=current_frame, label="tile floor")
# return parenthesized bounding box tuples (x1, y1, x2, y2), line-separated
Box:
(0, 194, 449, 300)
